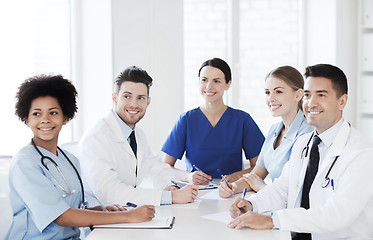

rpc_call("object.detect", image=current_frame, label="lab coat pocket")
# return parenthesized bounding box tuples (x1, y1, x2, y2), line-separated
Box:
(322, 180, 336, 199)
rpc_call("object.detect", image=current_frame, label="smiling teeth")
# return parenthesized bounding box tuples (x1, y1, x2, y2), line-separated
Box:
(309, 111, 321, 114)
(205, 92, 215, 96)
(40, 128, 53, 131)
(128, 110, 138, 114)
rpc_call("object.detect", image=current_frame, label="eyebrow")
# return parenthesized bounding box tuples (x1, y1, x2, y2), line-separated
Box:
(304, 90, 328, 94)
(265, 86, 285, 90)
(122, 91, 147, 97)
(31, 107, 60, 111)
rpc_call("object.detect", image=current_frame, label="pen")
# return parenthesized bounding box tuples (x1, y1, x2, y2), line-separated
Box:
(242, 188, 247, 200)
(331, 179, 334, 190)
(126, 202, 137, 208)
(192, 164, 203, 172)
(171, 180, 187, 188)
(217, 169, 232, 190)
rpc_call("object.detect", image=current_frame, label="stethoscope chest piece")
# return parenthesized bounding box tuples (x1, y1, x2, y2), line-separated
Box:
(322, 177, 330, 188)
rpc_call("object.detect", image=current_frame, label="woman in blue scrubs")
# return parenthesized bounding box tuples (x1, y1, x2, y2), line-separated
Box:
(162, 58, 265, 185)
(218, 66, 314, 198)
(6, 75, 155, 240)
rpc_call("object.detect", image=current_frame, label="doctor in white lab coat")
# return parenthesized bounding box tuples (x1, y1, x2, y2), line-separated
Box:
(79, 66, 198, 207)
(228, 64, 373, 240)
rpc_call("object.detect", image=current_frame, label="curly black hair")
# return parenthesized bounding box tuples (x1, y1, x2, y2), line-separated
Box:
(15, 74, 78, 124)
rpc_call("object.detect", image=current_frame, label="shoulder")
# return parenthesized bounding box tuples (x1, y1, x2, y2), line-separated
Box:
(10, 145, 41, 171)
(180, 107, 201, 119)
(82, 112, 116, 139)
(226, 107, 254, 120)
(347, 127, 373, 151)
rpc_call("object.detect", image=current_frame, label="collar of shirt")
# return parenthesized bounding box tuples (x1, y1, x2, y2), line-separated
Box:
(313, 117, 344, 159)
(274, 109, 305, 141)
(112, 108, 135, 141)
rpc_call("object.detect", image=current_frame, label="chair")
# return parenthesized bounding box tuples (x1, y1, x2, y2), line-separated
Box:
(0, 155, 13, 239)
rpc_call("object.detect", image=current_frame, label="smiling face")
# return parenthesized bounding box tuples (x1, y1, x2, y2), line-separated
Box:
(112, 81, 151, 129)
(27, 96, 67, 149)
(303, 77, 347, 134)
(199, 66, 231, 103)
(265, 76, 302, 119)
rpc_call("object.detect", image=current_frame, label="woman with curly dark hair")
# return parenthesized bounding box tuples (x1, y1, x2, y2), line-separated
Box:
(6, 74, 155, 240)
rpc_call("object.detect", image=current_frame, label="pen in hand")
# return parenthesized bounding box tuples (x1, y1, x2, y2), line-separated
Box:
(242, 188, 247, 200)
(126, 202, 137, 208)
(192, 164, 203, 172)
(217, 169, 232, 190)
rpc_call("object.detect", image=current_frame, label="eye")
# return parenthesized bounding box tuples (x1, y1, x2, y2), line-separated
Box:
(124, 95, 130, 99)
(138, 96, 146, 100)
(275, 90, 283, 94)
(214, 79, 221, 83)
(264, 90, 270, 95)
(50, 111, 58, 115)
(201, 78, 207, 82)
(32, 112, 40, 116)
(304, 93, 310, 98)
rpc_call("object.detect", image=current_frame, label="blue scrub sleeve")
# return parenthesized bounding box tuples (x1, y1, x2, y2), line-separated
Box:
(10, 161, 71, 232)
(162, 114, 187, 159)
(242, 114, 265, 160)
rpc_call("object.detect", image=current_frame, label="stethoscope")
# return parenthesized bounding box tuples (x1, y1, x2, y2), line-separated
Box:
(31, 139, 87, 209)
(301, 133, 340, 189)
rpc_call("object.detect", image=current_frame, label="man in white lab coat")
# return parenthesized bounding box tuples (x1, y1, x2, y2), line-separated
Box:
(79, 66, 198, 207)
(227, 64, 373, 239)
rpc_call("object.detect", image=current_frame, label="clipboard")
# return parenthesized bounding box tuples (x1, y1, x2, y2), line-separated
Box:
(93, 216, 175, 229)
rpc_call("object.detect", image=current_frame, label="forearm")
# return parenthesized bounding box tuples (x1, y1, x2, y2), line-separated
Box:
(54, 208, 132, 227)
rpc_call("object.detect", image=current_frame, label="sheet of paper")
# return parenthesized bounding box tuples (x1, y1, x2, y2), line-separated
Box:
(199, 189, 235, 200)
(94, 216, 175, 229)
(169, 199, 201, 209)
(200, 211, 234, 224)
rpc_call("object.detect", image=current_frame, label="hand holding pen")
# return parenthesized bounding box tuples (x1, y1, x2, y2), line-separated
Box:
(217, 169, 232, 190)
(190, 164, 212, 185)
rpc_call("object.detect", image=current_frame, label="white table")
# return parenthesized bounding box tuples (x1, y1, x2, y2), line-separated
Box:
(86, 189, 291, 240)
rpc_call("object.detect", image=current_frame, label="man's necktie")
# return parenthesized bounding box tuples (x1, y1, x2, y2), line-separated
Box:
(129, 130, 137, 158)
(293, 135, 321, 240)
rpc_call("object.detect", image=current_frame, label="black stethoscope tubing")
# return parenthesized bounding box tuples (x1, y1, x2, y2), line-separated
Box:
(31, 139, 86, 208)
(301, 133, 340, 189)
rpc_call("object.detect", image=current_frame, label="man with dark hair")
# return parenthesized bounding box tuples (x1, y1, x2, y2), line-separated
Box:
(228, 64, 373, 239)
(79, 66, 198, 207)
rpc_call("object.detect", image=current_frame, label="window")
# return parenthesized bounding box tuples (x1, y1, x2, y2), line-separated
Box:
(0, 0, 72, 155)
(184, 0, 300, 134)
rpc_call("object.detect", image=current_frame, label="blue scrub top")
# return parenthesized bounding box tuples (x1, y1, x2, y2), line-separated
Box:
(162, 107, 265, 177)
(5, 145, 82, 240)
(256, 110, 314, 180)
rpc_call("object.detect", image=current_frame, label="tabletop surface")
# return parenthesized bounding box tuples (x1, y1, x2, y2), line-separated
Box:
(86, 189, 291, 240)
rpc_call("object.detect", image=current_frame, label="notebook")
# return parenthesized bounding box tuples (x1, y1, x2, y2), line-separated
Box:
(93, 216, 175, 229)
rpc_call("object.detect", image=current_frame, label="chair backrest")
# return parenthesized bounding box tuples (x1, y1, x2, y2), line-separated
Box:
(0, 155, 13, 239)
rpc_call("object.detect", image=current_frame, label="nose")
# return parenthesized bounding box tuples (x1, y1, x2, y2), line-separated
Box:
(40, 113, 51, 123)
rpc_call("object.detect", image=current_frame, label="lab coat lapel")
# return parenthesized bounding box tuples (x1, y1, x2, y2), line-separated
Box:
(106, 111, 138, 174)
(315, 120, 350, 181)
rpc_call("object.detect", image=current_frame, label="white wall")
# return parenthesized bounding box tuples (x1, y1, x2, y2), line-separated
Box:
(302, 0, 358, 125)
(71, 0, 184, 152)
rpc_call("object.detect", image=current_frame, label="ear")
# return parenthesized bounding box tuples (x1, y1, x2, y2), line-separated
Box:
(26, 119, 30, 127)
(63, 117, 68, 126)
(147, 96, 151, 107)
(295, 88, 303, 101)
(338, 94, 348, 110)
(112, 92, 118, 105)
(225, 80, 232, 91)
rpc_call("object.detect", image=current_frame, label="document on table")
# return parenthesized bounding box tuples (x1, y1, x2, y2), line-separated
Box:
(169, 199, 201, 209)
(200, 189, 235, 200)
(201, 211, 234, 224)
(93, 216, 175, 229)
(171, 180, 218, 190)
